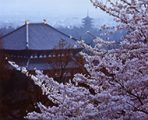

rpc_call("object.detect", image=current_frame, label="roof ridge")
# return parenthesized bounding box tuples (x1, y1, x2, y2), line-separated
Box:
(45, 24, 78, 41)
(0, 24, 26, 39)
(0, 23, 44, 39)
(0, 22, 80, 50)
(0, 23, 79, 41)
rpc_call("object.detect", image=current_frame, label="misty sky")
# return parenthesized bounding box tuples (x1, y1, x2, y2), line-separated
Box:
(0, 0, 114, 26)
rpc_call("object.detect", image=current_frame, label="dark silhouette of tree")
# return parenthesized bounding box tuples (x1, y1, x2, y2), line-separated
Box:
(0, 37, 53, 119)
(0, 35, 11, 81)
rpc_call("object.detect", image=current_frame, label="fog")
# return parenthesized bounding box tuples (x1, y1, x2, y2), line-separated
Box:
(0, 0, 114, 26)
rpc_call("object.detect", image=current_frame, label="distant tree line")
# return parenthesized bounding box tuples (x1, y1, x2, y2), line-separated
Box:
(57, 16, 127, 46)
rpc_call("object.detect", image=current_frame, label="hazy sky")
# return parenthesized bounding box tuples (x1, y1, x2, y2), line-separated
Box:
(0, 0, 114, 26)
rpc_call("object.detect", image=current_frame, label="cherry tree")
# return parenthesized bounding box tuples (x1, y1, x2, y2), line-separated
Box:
(9, 0, 148, 119)
(90, 0, 148, 43)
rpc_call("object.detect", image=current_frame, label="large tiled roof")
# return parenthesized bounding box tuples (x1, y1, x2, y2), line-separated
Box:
(1, 23, 78, 50)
